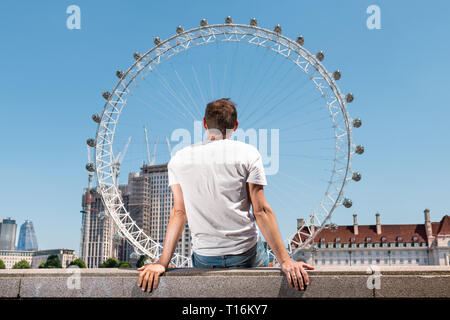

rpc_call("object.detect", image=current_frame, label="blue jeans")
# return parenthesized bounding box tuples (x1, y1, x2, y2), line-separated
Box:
(192, 240, 269, 268)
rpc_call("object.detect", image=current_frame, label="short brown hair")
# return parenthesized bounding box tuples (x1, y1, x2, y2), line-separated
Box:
(204, 98, 237, 135)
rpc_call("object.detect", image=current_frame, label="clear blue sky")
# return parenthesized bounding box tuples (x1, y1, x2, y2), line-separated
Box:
(0, 0, 449, 254)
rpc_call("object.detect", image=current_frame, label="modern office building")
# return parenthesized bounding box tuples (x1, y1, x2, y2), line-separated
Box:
(17, 220, 38, 251)
(80, 163, 192, 268)
(79, 186, 124, 268)
(0, 248, 76, 269)
(0, 218, 17, 250)
(129, 164, 191, 259)
(291, 210, 450, 267)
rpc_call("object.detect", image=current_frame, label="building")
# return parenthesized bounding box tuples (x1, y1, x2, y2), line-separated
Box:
(129, 164, 191, 258)
(79, 186, 123, 268)
(80, 163, 192, 268)
(0, 248, 76, 269)
(291, 210, 450, 267)
(17, 220, 38, 251)
(0, 218, 17, 250)
(31, 249, 76, 268)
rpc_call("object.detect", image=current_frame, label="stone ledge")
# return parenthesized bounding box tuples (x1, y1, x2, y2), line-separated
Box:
(0, 266, 449, 299)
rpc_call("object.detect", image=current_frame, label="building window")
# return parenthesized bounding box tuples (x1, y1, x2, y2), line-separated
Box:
(343, 243, 348, 248)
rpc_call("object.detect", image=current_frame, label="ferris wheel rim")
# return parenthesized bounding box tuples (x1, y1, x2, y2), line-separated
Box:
(93, 20, 355, 266)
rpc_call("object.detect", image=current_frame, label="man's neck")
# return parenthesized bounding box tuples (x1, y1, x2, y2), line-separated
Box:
(207, 134, 230, 141)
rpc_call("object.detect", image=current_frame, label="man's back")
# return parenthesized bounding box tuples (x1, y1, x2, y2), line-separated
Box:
(168, 138, 267, 256)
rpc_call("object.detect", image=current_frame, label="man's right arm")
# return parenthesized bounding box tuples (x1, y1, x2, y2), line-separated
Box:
(247, 182, 314, 291)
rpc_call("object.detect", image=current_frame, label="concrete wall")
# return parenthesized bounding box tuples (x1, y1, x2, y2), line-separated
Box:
(0, 266, 449, 299)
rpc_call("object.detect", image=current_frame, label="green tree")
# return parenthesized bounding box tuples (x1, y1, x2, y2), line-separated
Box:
(118, 261, 131, 268)
(100, 257, 119, 268)
(12, 260, 31, 269)
(68, 258, 86, 268)
(0, 259, 5, 269)
(136, 255, 149, 268)
(38, 261, 46, 268)
(40, 255, 62, 268)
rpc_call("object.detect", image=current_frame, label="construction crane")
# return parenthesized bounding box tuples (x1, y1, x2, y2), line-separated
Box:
(165, 136, 172, 156)
(112, 136, 132, 185)
(144, 125, 151, 165)
(150, 136, 159, 165)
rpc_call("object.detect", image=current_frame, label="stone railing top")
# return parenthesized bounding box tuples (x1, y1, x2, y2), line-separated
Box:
(0, 266, 449, 299)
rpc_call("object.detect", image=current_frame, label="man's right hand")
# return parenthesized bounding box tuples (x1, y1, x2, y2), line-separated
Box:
(137, 263, 166, 293)
(280, 258, 315, 291)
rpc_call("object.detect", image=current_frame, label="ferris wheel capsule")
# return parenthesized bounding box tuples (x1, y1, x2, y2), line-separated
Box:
(92, 113, 101, 123)
(133, 52, 142, 61)
(200, 19, 208, 27)
(352, 172, 362, 181)
(352, 118, 362, 128)
(296, 35, 304, 46)
(130, 252, 139, 260)
(85, 163, 95, 172)
(116, 70, 124, 79)
(176, 25, 184, 34)
(89, 186, 100, 195)
(113, 232, 124, 242)
(98, 211, 107, 220)
(274, 24, 282, 34)
(332, 70, 341, 80)
(250, 18, 258, 26)
(343, 198, 353, 208)
(225, 16, 233, 24)
(316, 51, 325, 62)
(345, 93, 354, 103)
(154, 37, 161, 45)
(102, 91, 111, 100)
(355, 145, 364, 155)
(86, 138, 96, 147)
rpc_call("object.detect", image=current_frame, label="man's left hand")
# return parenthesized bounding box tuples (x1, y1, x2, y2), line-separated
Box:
(137, 263, 166, 292)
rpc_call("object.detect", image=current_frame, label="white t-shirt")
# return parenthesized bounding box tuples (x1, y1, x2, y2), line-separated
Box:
(168, 138, 267, 256)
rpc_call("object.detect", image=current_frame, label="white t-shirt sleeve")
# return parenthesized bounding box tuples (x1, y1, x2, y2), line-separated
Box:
(167, 158, 179, 186)
(246, 152, 267, 186)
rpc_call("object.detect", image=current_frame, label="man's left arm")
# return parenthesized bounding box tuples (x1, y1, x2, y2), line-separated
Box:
(137, 183, 187, 292)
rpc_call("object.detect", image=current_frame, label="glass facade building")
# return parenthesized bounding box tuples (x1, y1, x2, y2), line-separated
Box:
(17, 220, 38, 251)
(0, 218, 17, 250)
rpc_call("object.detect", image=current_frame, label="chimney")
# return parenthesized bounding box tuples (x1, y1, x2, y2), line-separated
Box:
(297, 218, 305, 230)
(353, 214, 359, 235)
(424, 208, 434, 246)
(309, 215, 315, 234)
(376, 212, 382, 235)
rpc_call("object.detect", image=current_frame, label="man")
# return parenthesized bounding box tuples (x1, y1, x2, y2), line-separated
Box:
(138, 98, 314, 292)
